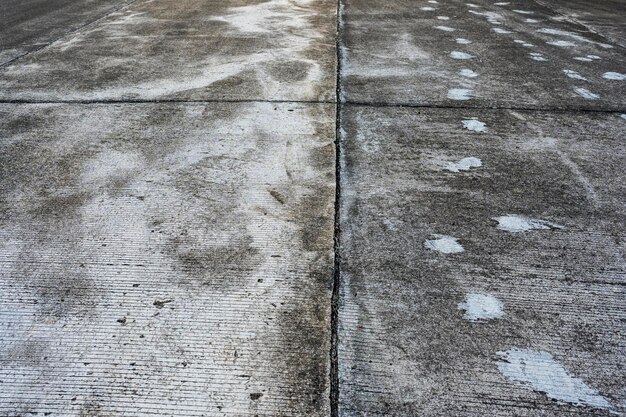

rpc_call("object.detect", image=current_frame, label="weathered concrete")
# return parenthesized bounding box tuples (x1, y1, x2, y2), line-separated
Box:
(0, 0, 336, 102)
(341, 0, 625, 109)
(0, 0, 132, 65)
(338, 106, 626, 415)
(0, 102, 335, 415)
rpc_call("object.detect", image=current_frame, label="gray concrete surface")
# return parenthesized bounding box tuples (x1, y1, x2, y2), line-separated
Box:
(0, 0, 625, 415)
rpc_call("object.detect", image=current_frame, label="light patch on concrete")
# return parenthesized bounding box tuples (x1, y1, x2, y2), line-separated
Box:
(468, 10, 503, 24)
(497, 348, 611, 409)
(456, 38, 472, 44)
(525, 18, 541, 23)
(536, 28, 614, 49)
(437, 16, 450, 20)
(529, 52, 547, 61)
(602, 72, 625, 80)
(450, 51, 475, 59)
(494, 2, 510, 5)
(428, 1, 438, 3)
(574, 87, 599, 100)
(563, 70, 588, 81)
(513, 10, 534, 14)
(421, 6, 436, 11)
(493, 215, 564, 232)
(446, 157, 482, 172)
(448, 88, 473, 100)
(458, 293, 504, 321)
(460, 68, 479, 77)
(424, 235, 464, 254)
(462, 119, 487, 132)
(434, 26, 456, 32)
(466, 3, 480, 8)
(547, 40, 577, 47)
(574, 55, 601, 62)
(493, 28, 513, 34)
(621, 114, 626, 120)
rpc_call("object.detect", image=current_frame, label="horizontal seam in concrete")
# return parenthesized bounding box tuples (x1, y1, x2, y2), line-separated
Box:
(343, 100, 626, 114)
(0, 0, 141, 69)
(0, 99, 336, 105)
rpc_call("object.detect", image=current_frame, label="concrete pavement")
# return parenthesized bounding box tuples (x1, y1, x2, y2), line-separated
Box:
(0, 0, 625, 416)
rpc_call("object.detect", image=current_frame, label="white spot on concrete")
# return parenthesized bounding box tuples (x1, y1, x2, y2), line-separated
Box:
(435, 25, 456, 31)
(529, 52, 547, 61)
(450, 51, 475, 59)
(421, 6, 436, 10)
(448, 88, 473, 100)
(497, 348, 611, 409)
(513, 9, 534, 14)
(621, 114, 626, 120)
(574, 57, 593, 62)
(456, 38, 472, 44)
(424, 235, 464, 254)
(460, 68, 479, 77)
(536, 28, 613, 49)
(494, 2, 510, 5)
(493, 215, 564, 232)
(602, 72, 625, 80)
(428, 0, 438, 3)
(574, 87, 599, 100)
(493, 27, 513, 34)
(466, 3, 480, 7)
(458, 293, 504, 321)
(437, 15, 450, 20)
(468, 10, 503, 24)
(547, 40, 577, 47)
(462, 119, 487, 132)
(446, 157, 482, 172)
(563, 69, 588, 81)
(525, 18, 541, 23)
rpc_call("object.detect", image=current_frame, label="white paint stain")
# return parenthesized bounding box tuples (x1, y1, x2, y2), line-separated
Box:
(424, 235, 464, 254)
(530, 52, 548, 61)
(602, 72, 625, 80)
(494, 2, 510, 5)
(421, 6, 436, 10)
(574, 87, 599, 100)
(428, 0, 438, 3)
(547, 40, 577, 47)
(448, 88, 473, 100)
(462, 119, 487, 132)
(437, 15, 450, 20)
(621, 114, 626, 120)
(537, 28, 613, 49)
(458, 293, 504, 321)
(460, 68, 479, 77)
(525, 18, 540, 23)
(450, 51, 475, 59)
(456, 38, 472, 44)
(435, 25, 456, 31)
(574, 55, 601, 62)
(562, 69, 588, 81)
(446, 157, 482, 172)
(497, 348, 611, 409)
(513, 9, 533, 14)
(466, 3, 480, 7)
(493, 27, 513, 34)
(468, 10, 503, 24)
(492, 215, 563, 232)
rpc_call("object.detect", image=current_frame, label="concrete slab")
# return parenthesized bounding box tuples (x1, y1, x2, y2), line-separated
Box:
(341, 0, 626, 109)
(0, 0, 336, 102)
(0, 102, 335, 415)
(0, 0, 131, 65)
(338, 105, 626, 416)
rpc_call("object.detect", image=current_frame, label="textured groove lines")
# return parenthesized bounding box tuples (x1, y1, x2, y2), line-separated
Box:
(337, 106, 626, 416)
(0, 102, 336, 416)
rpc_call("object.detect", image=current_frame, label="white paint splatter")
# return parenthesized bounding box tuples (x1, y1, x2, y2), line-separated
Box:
(525, 18, 541, 23)
(562, 69, 588, 81)
(529, 52, 547, 61)
(424, 235, 464, 254)
(497, 348, 611, 409)
(458, 293, 504, 321)
(602, 72, 625, 80)
(493, 27, 513, 34)
(421, 6, 436, 10)
(466, 3, 480, 7)
(574, 87, 599, 100)
(494, 2, 510, 5)
(448, 88, 473, 100)
(460, 68, 479, 77)
(428, 0, 438, 3)
(456, 38, 472, 44)
(537, 28, 613, 49)
(462, 119, 487, 132)
(437, 15, 450, 20)
(547, 40, 577, 47)
(492, 215, 563, 232)
(574, 57, 592, 62)
(468, 10, 503, 24)
(513, 9, 533, 14)
(450, 51, 475, 59)
(446, 157, 482, 172)
(435, 25, 456, 32)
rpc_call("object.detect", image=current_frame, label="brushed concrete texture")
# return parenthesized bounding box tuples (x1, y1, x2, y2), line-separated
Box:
(340, 0, 626, 109)
(0, 102, 335, 416)
(0, 0, 131, 65)
(0, 0, 336, 102)
(338, 105, 626, 416)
